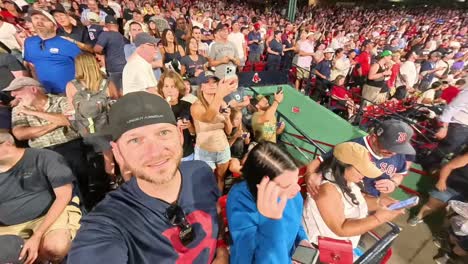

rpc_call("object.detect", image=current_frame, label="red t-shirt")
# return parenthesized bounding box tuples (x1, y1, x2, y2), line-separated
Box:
(387, 63, 400, 88)
(441, 86, 460, 104)
(331, 85, 350, 107)
(353, 51, 371, 77)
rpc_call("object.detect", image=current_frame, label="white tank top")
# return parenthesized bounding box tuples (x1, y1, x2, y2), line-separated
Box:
(302, 173, 368, 248)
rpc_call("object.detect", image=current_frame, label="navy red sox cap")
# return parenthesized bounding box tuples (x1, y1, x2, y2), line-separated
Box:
(374, 119, 415, 155)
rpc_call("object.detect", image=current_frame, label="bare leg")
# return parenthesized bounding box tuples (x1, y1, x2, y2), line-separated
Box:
(39, 229, 72, 263)
(416, 197, 447, 219)
(215, 162, 230, 192)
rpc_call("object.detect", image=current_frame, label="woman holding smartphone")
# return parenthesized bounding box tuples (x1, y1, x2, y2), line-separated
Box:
(227, 141, 311, 264)
(302, 142, 404, 248)
(191, 72, 237, 191)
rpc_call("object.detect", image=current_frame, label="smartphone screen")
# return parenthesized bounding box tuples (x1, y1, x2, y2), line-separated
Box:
(292, 245, 319, 264)
(388, 196, 419, 210)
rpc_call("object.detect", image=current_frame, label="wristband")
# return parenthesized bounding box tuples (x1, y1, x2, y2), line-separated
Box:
(217, 239, 228, 249)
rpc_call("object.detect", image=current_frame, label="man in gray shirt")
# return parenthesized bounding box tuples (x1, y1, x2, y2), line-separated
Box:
(208, 23, 240, 79)
(0, 132, 80, 264)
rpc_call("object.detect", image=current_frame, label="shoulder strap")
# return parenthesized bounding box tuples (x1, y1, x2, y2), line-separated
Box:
(98, 79, 108, 92)
(71, 79, 86, 92)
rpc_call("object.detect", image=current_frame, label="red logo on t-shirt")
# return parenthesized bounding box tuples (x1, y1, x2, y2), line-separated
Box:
(396, 132, 407, 144)
(162, 210, 216, 263)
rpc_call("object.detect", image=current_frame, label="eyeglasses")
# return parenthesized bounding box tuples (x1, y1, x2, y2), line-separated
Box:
(165, 204, 195, 246)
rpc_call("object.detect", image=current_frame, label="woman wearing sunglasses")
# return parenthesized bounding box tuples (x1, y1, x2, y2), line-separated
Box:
(226, 141, 311, 264)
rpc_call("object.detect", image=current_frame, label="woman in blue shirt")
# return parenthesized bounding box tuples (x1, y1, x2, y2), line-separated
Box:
(227, 141, 311, 264)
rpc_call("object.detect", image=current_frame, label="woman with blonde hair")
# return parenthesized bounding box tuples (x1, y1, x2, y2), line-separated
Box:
(191, 72, 237, 191)
(157, 70, 196, 161)
(65, 52, 120, 185)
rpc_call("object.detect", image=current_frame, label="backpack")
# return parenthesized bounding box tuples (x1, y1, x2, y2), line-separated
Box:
(71, 79, 110, 136)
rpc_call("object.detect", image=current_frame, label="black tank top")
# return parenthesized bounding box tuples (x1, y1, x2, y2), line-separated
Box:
(163, 46, 182, 64)
(366, 63, 386, 87)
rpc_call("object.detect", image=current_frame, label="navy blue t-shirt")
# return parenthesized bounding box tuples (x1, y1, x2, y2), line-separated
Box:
(95, 31, 128, 73)
(315, 59, 332, 81)
(24, 36, 80, 94)
(319, 136, 409, 197)
(68, 160, 220, 264)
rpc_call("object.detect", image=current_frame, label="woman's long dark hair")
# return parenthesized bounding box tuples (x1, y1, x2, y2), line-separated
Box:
(318, 155, 362, 206)
(241, 142, 298, 199)
(161, 29, 178, 48)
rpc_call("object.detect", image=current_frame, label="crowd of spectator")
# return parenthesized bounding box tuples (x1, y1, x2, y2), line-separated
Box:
(0, 0, 467, 263)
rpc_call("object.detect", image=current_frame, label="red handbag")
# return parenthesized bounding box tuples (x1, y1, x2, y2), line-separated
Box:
(318, 236, 353, 264)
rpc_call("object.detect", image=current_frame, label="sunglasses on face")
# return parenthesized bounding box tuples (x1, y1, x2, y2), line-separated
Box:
(165, 204, 195, 246)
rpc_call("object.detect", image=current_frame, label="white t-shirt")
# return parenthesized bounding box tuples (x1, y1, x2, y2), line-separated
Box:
(396, 61, 418, 88)
(297, 41, 314, 69)
(227, 32, 245, 59)
(122, 53, 158, 95)
(0, 22, 20, 50)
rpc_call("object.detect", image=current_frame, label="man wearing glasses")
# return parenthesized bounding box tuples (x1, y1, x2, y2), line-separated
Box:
(68, 92, 228, 263)
(305, 119, 416, 198)
(122, 32, 159, 96)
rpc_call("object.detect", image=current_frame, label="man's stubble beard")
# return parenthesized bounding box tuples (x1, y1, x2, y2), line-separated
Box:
(130, 152, 183, 185)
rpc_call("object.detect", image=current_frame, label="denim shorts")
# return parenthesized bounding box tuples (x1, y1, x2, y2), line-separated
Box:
(194, 146, 231, 170)
(429, 187, 462, 203)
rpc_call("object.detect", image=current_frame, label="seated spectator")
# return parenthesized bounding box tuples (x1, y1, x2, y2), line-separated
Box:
(303, 142, 404, 248)
(417, 81, 447, 105)
(251, 91, 285, 144)
(68, 92, 228, 263)
(408, 152, 468, 226)
(191, 72, 237, 191)
(330, 75, 357, 119)
(180, 37, 208, 85)
(434, 200, 468, 264)
(24, 9, 81, 94)
(122, 32, 159, 95)
(0, 131, 80, 264)
(5, 77, 90, 202)
(441, 79, 465, 104)
(228, 108, 251, 159)
(306, 119, 416, 198)
(157, 71, 196, 161)
(227, 141, 311, 264)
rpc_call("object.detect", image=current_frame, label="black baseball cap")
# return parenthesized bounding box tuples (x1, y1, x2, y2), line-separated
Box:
(374, 119, 415, 155)
(50, 6, 67, 15)
(105, 92, 177, 141)
(105, 15, 118, 25)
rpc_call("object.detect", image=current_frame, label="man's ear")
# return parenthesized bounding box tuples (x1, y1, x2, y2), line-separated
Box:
(110, 141, 124, 169)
